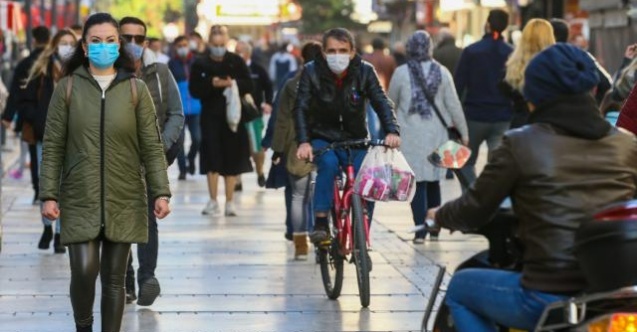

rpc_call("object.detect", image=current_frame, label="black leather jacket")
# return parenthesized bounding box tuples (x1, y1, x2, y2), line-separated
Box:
(437, 95, 637, 294)
(294, 54, 399, 144)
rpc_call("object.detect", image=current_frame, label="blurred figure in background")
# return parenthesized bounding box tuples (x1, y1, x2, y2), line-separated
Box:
(189, 31, 207, 56)
(454, 9, 513, 186)
(363, 37, 396, 141)
(148, 37, 170, 64)
(269, 43, 297, 88)
(169, 35, 202, 181)
(19, 28, 78, 254)
(235, 41, 273, 189)
(550, 19, 611, 105)
(1, 26, 50, 205)
(70, 24, 83, 40)
(388, 31, 468, 243)
(501, 19, 555, 129)
(433, 28, 462, 74)
(392, 41, 407, 67)
(189, 25, 253, 217)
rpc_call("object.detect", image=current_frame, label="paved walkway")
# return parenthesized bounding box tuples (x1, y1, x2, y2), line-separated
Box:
(0, 144, 487, 332)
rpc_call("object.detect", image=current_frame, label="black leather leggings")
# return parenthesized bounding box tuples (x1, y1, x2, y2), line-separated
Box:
(68, 239, 131, 332)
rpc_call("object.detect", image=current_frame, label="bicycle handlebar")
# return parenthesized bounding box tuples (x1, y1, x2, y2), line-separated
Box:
(312, 139, 387, 158)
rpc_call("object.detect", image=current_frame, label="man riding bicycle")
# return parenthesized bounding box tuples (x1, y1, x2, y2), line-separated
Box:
(294, 28, 400, 245)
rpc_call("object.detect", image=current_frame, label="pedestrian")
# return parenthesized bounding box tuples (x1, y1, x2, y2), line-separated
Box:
(148, 37, 170, 64)
(269, 43, 298, 88)
(550, 18, 611, 105)
(119, 16, 185, 306)
(388, 31, 468, 243)
(19, 28, 78, 254)
(272, 41, 323, 260)
(501, 19, 555, 129)
(189, 25, 254, 217)
(235, 41, 274, 189)
(392, 41, 407, 67)
(39, 13, 171, 332)
(1, 26, 50, 205)
(363, 37, 396, 140)
(433, 28, 462, 74)
(454, 9, 513, 185)
(617, 79, 637, 134)
(610, 43, 637, 104)
(189, 31, 207, 56)
(169, 35, 202, 181)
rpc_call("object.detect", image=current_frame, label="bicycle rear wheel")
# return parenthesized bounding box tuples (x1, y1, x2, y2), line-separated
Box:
(352, 194, 371, 308)
(318, 211, 344, 299)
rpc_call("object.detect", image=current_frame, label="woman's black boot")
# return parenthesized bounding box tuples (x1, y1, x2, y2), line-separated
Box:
(76, 324, 92, 332)
(53, 234, 66, 254)
(38, 225, 53, 249)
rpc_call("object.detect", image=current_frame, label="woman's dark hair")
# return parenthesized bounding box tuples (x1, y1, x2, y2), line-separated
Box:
(64, 12, 136, 76)
(322, 28, 355, 51)
(550, 18, 569, 43)
(487, 9, 509, 34)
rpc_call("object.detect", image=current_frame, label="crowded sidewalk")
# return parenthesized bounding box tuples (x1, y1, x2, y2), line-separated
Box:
(0, 144, 487, 332)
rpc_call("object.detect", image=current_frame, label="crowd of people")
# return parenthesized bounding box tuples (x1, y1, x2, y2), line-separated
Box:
(1, 6, 637, 332)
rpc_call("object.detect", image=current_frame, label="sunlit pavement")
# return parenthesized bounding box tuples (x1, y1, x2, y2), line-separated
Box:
(0, 139, 487, 332)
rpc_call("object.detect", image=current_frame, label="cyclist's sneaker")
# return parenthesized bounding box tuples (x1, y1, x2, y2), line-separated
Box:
(309, 229, 329, 245)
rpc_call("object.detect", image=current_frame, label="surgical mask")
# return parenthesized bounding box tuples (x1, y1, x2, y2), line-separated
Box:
(57, 45, 75, 60)
(88, 43, 120, 69)
(177, 47, 189, 58)
(189, 40, 198, 51)
(210, 46, 226, 58)
(326, 54, 350, 75)
(125, 43, 144, 61)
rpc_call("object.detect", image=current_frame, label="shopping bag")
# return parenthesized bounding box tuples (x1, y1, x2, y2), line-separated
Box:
(354, 146, 392, 202)
(223, 80, 241, 132)
(387, 149, 417, 202)
(427, 140, 472, 169)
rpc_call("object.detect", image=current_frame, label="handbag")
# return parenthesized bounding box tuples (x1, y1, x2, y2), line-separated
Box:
(417, 78, 472, 169)
(241, 93, 260, 123)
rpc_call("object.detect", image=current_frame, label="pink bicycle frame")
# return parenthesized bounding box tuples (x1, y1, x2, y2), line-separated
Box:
(332, 164, 371, 256)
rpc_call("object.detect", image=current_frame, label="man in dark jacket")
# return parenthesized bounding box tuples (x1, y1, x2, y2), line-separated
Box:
(169, 35, 201, 181)
(120, 16, 185, 307)
(454, 10, 513, 185)
(1, 26, 50, 204)
(433, 28, 462, 74)
(428, 44, 637, 332)
(236, 40, 274, 188)
(294, 28, 401, 244)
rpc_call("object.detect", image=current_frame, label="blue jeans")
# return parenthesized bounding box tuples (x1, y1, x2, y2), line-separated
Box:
(37, 143, 60, 234)
(312, 139, 368, 213)
(446, 269, 568, 331)
(177, 114, 202, 173)
(366, 105, 385, 141)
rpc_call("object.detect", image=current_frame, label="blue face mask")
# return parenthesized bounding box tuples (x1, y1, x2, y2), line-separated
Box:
(125, 43, 144, 61)
(88, 43, 120, 69)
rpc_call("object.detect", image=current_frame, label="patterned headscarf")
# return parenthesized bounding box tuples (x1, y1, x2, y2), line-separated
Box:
(406, 31, 442, 118)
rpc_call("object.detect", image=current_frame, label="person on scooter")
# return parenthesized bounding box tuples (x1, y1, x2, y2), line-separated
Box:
(427, 43, 637, 331)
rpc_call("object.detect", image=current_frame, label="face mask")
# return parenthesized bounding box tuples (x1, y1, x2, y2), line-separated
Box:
(58, 45, 75, 60)
(210, 46, 226, 58)
(326, 54, 350, 75)
(125, 43, 144, 61)
(88, 43, 120, 69)
(189, 40, 198, 51)
(177, 47, 189, 58)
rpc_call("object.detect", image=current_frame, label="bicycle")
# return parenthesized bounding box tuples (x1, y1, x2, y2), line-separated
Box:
(311, 138, 387, 308)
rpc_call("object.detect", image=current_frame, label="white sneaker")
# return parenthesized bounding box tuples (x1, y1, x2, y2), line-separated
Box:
(225, 202, 237, 217)
(202, 200, 220, 215)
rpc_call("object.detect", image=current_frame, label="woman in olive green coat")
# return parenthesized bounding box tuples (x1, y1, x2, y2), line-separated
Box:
(271, 41, 322, 260)
(40, 13, 170, 332)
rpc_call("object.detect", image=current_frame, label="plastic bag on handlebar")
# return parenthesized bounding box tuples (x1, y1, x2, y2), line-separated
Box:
(354, 147, 416, 202)
(354, 146, 392, 202)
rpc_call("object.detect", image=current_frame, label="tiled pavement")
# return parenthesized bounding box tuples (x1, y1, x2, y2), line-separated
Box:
(0, 139, 487, 332)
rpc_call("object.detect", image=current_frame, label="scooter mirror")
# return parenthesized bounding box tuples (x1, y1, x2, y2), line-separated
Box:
(427, 141, 472, 169)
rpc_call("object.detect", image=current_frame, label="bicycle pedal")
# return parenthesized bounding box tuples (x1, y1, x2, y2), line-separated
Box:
(318, 239, 332, 247)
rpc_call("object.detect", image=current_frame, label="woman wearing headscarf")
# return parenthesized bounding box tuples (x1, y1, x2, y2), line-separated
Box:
(388, 31, 468, 243)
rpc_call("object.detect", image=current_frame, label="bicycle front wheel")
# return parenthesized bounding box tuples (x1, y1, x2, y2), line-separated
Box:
(318, 211, 344, 300)
(352, 194, 371, 308)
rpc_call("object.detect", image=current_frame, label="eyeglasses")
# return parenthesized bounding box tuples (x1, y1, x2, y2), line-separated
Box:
(122, 34, 146, 44)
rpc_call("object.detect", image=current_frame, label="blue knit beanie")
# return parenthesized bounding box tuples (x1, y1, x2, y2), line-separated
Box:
(523, 43, 599, 106)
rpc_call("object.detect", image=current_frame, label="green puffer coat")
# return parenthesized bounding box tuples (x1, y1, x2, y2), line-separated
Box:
(39, 66, 171, 245)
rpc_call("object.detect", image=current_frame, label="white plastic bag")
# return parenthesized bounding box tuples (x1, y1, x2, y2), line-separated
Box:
(223, 80, 241, 132)
(354, 146, 393, 202)
(354, 147, 416, 202)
